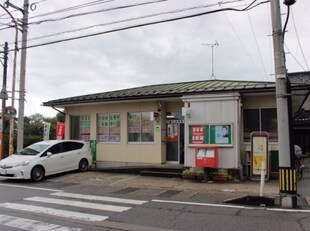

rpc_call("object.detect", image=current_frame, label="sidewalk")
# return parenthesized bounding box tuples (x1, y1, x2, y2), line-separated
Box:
(48, 158, 310, 204)
(49, 169, 280, 203)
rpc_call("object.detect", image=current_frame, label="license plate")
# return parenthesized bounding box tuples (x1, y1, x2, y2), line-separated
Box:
(0, 169, 7, 175)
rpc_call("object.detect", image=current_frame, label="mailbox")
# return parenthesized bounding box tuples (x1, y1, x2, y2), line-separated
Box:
(195, 145, 218, 168)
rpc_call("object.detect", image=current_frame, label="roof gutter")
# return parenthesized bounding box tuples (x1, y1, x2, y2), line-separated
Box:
(52, 106, 66, 115)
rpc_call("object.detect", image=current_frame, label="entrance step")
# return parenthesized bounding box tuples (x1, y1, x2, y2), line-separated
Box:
(139, 170, 182, 178)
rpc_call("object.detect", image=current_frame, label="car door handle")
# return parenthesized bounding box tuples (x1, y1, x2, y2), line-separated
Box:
(60, 156, 64, 158)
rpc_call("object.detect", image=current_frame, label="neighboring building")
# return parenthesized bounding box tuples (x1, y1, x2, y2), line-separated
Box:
(43, 72, 310, 178)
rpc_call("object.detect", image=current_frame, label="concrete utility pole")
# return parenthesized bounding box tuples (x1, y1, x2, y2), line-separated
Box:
(270, 0, 300, 208)
(1, 42, 9, 159)
(17, 0, 29, 151)
(0, 3, 19, 156)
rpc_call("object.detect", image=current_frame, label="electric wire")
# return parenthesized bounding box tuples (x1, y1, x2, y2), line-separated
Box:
(29, 0, 116, 19)
(24, 0, 258, 45)
(220, 2, 266, 80)
(284, 43, 306, 71)
(27, 0, 169, 25)
(291, 8, 309, 71)
(19, 0, 269, 51)
(282, 5, 290, 38)
(244, 0, 269, 79)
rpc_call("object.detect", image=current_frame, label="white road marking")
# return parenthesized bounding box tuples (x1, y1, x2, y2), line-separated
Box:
(0, 183, 62, 192)
(0, 214, 81, 230)
(51, 191, 147, 205)
(0, 203, 108, 222)
(152, 199, 256, 210)
(153, 199, 310, 213)
(267, 208, 310, 213)
(25, 196, 131, 212)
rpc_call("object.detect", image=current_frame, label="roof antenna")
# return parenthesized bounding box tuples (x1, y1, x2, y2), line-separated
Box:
(202, 41, 219, 80)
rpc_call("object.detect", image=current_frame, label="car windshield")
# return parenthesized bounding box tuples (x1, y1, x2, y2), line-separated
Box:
(16, 143, 50, 156)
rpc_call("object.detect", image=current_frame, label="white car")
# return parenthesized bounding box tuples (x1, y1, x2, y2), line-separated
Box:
(0, 140, 92, 181)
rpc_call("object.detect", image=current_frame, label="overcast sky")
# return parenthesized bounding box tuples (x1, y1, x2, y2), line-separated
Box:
(0, 0, 309, 117)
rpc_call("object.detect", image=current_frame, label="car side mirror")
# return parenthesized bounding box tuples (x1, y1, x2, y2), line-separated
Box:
(47, 152, 52, 157)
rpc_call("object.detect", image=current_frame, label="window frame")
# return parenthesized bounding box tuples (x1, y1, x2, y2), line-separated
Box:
(70, 115, 91, 141)
(96, 113, 121, 143)
(128, 112, 154, 143)
(243, 107, 278, 142)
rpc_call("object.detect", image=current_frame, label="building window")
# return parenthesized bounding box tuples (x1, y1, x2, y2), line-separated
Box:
(80, 115, 91, 141)
(70, 115, 91, 141)
(128, 112, 154, 142)
(97, 113, 120, 142)
(243, 108, 278, 141)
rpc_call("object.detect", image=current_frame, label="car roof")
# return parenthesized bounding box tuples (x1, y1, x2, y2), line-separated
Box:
(33, 140, 86, 146)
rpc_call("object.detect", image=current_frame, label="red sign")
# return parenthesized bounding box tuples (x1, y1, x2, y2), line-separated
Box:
(56, 122, 65, 140)
(192, 126, 204, 144)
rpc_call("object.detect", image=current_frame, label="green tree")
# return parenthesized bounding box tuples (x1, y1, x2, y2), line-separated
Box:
(4, 112, 65, 154)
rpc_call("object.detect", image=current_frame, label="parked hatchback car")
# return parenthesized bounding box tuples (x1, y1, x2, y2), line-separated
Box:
(0, 140, 92, 181)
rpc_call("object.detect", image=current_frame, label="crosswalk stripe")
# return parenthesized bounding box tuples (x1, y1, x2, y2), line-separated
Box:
(0, 203, 108, 222)
(25, 196, 131, 212)
(0, 214, 82, 230)
(51, 191, 147, 205)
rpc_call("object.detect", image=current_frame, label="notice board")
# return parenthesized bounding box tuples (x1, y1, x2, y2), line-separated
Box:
(189, 124, 232, 147)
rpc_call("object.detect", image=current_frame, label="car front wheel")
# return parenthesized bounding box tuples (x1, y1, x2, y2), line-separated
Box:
(31, 166, 44, 181)
(79, 159, 88, 172)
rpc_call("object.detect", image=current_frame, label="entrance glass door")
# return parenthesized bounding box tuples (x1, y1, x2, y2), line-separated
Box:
(166, 120, 184, 164)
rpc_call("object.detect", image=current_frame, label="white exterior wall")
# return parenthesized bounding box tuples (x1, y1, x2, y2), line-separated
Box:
(182, 93, 241, 169)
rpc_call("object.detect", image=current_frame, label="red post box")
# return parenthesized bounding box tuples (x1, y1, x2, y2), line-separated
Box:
(195, 145, 218, 168)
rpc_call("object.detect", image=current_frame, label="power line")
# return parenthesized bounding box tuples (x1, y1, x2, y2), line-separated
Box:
(284, 43, 306, 71)
(27, 0, 169, 25)
(244, 0, 269, 79)
(19, 0, 269, 51)
(220, 2, 267, 80)
(25, 0, 250, 44)
(29, 0, 116, 19)
(291, 8, 309, 71)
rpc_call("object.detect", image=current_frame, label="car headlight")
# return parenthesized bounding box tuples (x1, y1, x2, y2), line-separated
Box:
(15, 161, 30, 167)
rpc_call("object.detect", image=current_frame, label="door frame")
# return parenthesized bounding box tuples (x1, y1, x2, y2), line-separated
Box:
(166, 120, 184, 164)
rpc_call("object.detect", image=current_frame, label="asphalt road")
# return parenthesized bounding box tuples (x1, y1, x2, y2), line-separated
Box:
(0, 159, 309, 230)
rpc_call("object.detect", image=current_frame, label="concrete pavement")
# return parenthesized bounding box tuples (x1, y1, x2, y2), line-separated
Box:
(47, 158, 310, 205)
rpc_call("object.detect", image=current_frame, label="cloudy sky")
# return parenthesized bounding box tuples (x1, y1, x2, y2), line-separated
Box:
(0, 0, 309, 117)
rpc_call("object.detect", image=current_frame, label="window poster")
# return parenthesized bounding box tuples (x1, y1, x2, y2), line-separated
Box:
(80, 115, 91, 141)
(109, 114, 120, 142)
(97, 113, 120, 142)
(128, 113, 141, 134)
(142, 119, 150, 133)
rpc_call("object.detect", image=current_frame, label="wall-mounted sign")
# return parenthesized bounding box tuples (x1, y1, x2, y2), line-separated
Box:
(189, 124, 232, 146)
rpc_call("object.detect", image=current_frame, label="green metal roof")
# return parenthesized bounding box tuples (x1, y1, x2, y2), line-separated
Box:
(43, 79, 277, 107)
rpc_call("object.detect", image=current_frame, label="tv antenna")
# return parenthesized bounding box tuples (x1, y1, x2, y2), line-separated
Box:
(202, 41, 219, 80)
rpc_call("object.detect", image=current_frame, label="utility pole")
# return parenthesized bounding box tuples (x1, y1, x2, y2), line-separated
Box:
(0, 3, 19, 156)
(1, 42, 8, 159)
(202, 41, 219, 80)
(270, 0, 301, 208)
(17, 0, 29, 151)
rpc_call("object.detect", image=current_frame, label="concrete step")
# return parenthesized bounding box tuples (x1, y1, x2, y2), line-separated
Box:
(139, 170, 182, 178)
